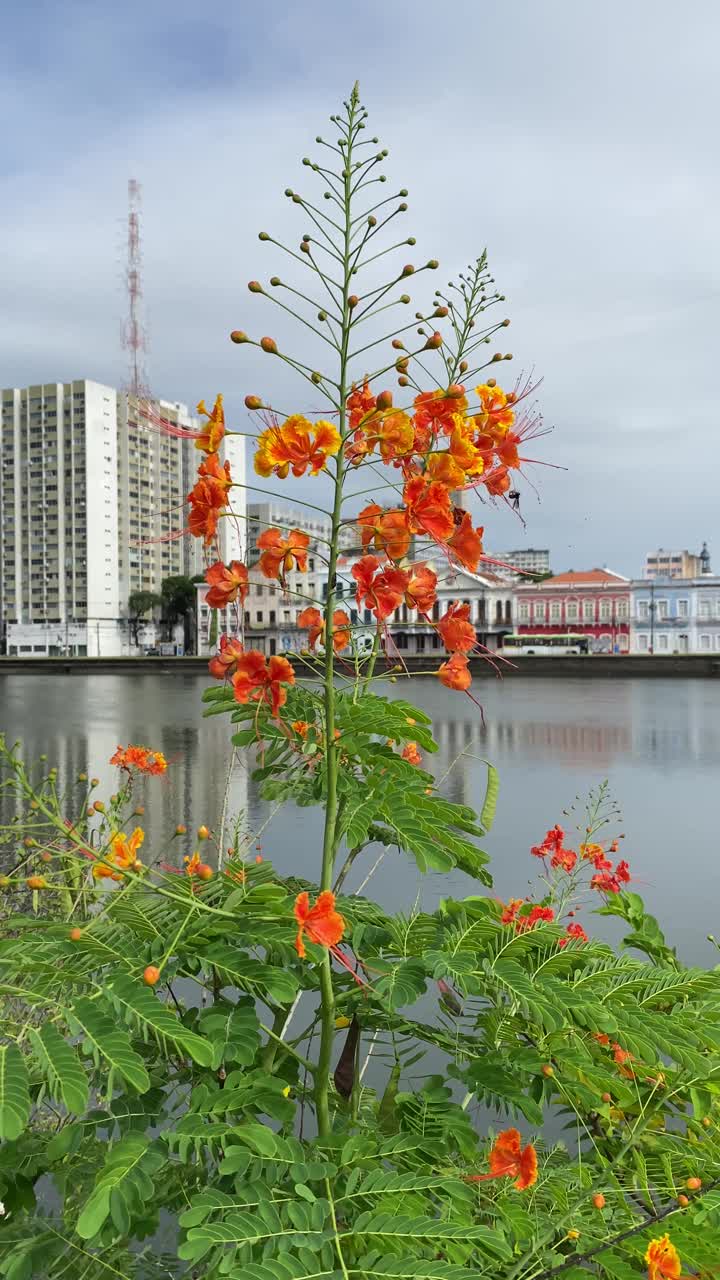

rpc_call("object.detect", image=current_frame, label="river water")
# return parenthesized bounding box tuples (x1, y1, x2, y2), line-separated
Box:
(1, 673, 718, 965)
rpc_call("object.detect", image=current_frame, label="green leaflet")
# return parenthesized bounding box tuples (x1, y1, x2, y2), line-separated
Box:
(106, 973, 214, 1066)
(76, 1133, 163, 1239)
(194, 944, 299, 1003)
(0, 1043, 31, 1141)
(69, 999, 150, 1094)
(28, 1024, 89, 1115)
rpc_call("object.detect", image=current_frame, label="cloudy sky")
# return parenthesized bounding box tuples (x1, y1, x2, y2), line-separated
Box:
(2, 0, 718, 574)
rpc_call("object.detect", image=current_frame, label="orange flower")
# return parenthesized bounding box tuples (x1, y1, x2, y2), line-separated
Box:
(294, 889, 346, 959)
(437, 652, 472, 691)
(257, 527, 310, 579)
(414, 387, 468, 436)
(401, 742, 422, 766)
(500, 898, 525, 925)
(438, 602, 476, 654)
(204, 560, 249, 608)
(254, 414, 341, 479)
(375, 410, 414, 463)
(475, 383, 515, 435)
(357, 503, 384, 550)
(297, 606, 351, 653)
(357, 504, 412, 561)
(403, 476, 455, 544)
(426, 451, 466, 490)
(352, 556, 408, 621)
(448, 422, 485, 476)
(231, 649, 295, 717)
(110, 745, 167, 775)
(208, 634, 245, 680)
(188, 453, 233, 543)
(645, 1235, 684, 1280)
(292, 720, 310, 739)
(465, 1129, 538, 1191)
(404, 564, 437, 613)
(195, 394, 226, 453)
(495, 431, 521, 470)
(94, 827, 144, 881)
(483, 464, 511, 497)
(347, 379, 378, 430)
(448, 512, 484, 572)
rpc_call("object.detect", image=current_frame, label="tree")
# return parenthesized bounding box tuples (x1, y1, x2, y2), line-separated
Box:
(160, 575, 197, 652)
(127, 589, 160, 648)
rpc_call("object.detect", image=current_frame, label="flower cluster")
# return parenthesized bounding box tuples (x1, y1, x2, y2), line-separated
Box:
(230, 650, 296, 718)
(254, 415, 341, 479)
(533, 825, 631, 894)
(297, 606, 351, 654)
(110, 745, 167, 775)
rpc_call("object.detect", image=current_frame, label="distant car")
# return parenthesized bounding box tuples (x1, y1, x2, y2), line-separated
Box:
(144, 647, 160, 656)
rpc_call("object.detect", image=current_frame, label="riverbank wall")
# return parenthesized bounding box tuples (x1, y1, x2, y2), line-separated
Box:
(1, 655, 720, 677)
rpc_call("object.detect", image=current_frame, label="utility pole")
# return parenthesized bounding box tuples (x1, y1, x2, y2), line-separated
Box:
(649, 580, 655, 654)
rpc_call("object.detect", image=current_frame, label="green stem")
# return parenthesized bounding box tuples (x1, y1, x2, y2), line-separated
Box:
(314, 87, 359, 1140)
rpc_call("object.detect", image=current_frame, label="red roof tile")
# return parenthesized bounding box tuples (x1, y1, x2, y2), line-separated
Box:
(533, 569, 629, 587)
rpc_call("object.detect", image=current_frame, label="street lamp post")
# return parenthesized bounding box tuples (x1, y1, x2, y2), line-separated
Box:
(649, 580, 655, 654)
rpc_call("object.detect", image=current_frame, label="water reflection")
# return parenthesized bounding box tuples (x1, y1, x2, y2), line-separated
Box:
(1, 674, 718, 964)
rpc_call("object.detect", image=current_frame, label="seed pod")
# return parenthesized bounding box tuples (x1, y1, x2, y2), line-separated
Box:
(378, 1062, 402, 1135)
(333, 1015, 360, 1100)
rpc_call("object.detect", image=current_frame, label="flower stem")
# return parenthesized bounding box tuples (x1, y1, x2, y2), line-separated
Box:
(315, 86, 358, 1139)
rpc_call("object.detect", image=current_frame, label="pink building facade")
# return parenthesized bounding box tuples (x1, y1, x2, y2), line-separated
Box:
(514, 569, 631, 653)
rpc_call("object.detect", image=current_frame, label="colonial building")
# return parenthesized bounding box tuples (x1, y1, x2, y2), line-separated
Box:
(630, 576, 720, 654)
(514, 569, 631, 653)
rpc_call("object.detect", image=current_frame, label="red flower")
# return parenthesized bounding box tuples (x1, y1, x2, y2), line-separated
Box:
(110, 745, 167, 775)
(297, 606, 351, 653)
(404, 564, 437, 613)
(232, 650, 295, 717)
(403, 476, 455, 543)
(437, 602, 476, 654)
(413, 387, 467, 437)
(465, 1128, 538, 1191)
(347, 379, 378, 430)
(615, 859, 631, 883)
(208, 634, 245, 681)
(550, 847, 577, 873)
(204, 560, 249, 608)
(187, 453, 233, 543)
(257, 527, 310, 579)
(591, 870, 621, 894)
(500, 898, 525, 925)
(352, 556, 408, 621)
(558, 921, 588, 948)
(483, 464, 511, 497)
(357, 503, 384, 550)
(437, 652, 472, 691)
(515, 904, 555, 933)
(294, 890, 346, 959)
(448, 511, 484, 572)
(401, 742, 422, 766)
(531, 825, 565, 859)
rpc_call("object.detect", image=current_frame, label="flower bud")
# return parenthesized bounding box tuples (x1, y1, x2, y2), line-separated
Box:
(175, 824, 187, 835)
(426, 259, 439, 269)
(407, 237, 416, 246)
(318, 310, 327, 321)
(601, 1092, 612, 1103)
(255, 854, 263, 864)
(446, 384, 465, 399)
(398, 202, 408, 211)
(258, 231, 270, 241)
(459, 360, 468, 373)
(348, 295, 359, 309)
(434, 306, 448, 317)
(245, 395, 263, 411)
(398, 376, 409, 387)
(592, 1194, 606, 1210)
(284, 188, 293, 197)
(93, 800, 105, 813)
(230, 330, 249, 344)
(78, 771, 87, 781)
(391, 339, 405, 350)
(197, 825, 210, 840)
(367, 215, 377, 226)
(504, 352, 513, 360)
(376, 390, 393, 410)
(143, 965, 160, 986)
(90, 778, 99, 788)
(270, 276, 281, 287)
(399, 188, 408, 196)
(492, 352, 503, 362)
(248, 280, 264, 293)
(300, 241, 311, 253)
(423, 331, 443, 351)
(542, 1064, 554, 1077)
(134, 805, 144, 816)
(302, 157, 311, 166)
(502, 317, 511, 327)
(395, 358, 409, 372)
(23, 837, 34, 848)
(686, 1177, 702, 1190)
(400, 294, 410, 304)
(41, 852, 52, 863)
(0, 876, 10, 888)
(678, 1194, 690, 1207)
(69, 927, 82, 941)
(486, 377, 496, 387)
(311, 372, 322, 384)
(260, 337, 278, 354)
(26, 875, 47, 890)
(196, 864, 213, 881)
(402, 264, 415, 277)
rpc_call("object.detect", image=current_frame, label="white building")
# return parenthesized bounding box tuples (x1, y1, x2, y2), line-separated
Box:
(1, 380, 245, 656)
(490, 548, 550, 575)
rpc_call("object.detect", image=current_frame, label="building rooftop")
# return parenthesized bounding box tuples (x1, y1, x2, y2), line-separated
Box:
(528, 569, 630, 587)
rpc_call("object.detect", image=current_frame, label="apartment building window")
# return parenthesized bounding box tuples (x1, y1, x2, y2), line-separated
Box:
(256, 611, 263, 623)
(599, 600, 611, 620)
(566, 601, 578, 622)
(655, 599, 668, 620)
(638, 601, 649, 620)
(699, 599, 710, 620)
(550, 601, 561, 621)
(616, 599, 629, 618)
(582, 599, 594, 621)
(518, 603, 529, 622)
(532, 602, 545, 622)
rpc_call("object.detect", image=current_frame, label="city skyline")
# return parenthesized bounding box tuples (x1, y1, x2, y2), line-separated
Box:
(2, 1, 718, 574)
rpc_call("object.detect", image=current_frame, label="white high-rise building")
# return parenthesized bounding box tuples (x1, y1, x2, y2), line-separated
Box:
(0, 380, 246, 656)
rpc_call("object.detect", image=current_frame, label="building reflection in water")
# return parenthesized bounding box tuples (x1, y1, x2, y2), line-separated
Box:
(2, 674, 720, 967)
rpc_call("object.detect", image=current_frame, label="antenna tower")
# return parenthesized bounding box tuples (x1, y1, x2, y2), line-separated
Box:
(122, 178, 150, 398)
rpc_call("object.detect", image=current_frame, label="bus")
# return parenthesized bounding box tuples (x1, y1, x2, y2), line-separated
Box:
(500, 633, 590, 656)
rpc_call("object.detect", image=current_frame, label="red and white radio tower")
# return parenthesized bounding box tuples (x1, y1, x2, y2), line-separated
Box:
(122, 178, 150, 398)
